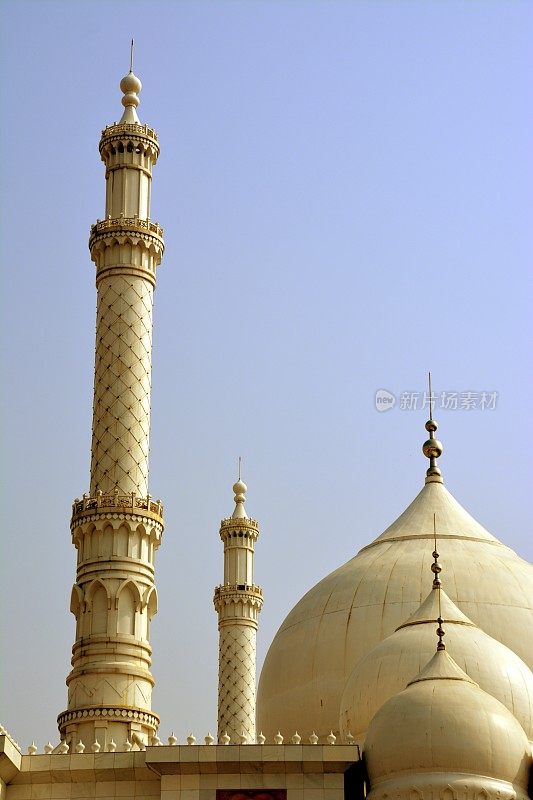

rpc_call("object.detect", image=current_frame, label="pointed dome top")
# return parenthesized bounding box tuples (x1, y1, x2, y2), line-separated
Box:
(407, 646, 476, 685)
(257, 415, 533, 743)
(396, 585, 473, 629)
(119, 41, 142, 123)
(339, 582, 533, 743)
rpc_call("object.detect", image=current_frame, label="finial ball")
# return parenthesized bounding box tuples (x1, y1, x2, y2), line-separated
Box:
(120, 72, 142, 95)
(233, 480, 247, 496)
(425, 419, 438, 433)
(423, 438, 443, 459)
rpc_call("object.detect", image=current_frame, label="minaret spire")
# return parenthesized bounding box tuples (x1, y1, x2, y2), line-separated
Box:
(119, 43, 142, 124)
(214, 469, 263, 743)
(58, 64, 165, 751)
(423, 371, 444, 484)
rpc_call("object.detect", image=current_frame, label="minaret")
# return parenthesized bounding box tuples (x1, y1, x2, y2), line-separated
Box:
(57, 57, 164, 751)
(214, 474, 263, 743)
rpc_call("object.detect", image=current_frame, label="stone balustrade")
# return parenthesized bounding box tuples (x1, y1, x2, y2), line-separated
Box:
(101, 121, 158, 141)
(90, 216, 164, 238)
(71, 491, 163, 517)
(4, 730, 360, 756)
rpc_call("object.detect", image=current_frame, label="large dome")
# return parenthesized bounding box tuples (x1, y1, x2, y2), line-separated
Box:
(257, 475, 533, 740)
(339, 586, 533, 742)
(364, 648, 531, 798)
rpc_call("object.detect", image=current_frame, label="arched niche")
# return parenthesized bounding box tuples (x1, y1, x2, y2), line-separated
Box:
(88, 581, 109, 635)
(145, 586, 158, 640)
(115, 523, 129, 557)
(130, 526, 142, 559)
(100, 523, 113, 558)
(117, 586, 135, 635)
(116, 581, 141, 636)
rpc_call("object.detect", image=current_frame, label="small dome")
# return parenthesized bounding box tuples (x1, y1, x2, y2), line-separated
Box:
(257, 480, 533, 740)
(364, 649, 530, 796)
(339, 587, 533, 742)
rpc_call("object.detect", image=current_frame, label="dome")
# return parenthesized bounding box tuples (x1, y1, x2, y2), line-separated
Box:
(339, 586, 533, 743)
(364, 648, 531, 798)
(257, 477, 533, 740)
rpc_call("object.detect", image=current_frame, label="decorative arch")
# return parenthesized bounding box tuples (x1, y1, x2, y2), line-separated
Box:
(70, 584, 84, 617)
(116, 580, 140, 636)
(116, 579, 142, 607)
(441, 786, 456, 800)
(86, 580, 109, 635)
(145, 586, 158, 619)
(83, 524, 96, 561)
(115, 523, 129, 557)
(130, 526, 142, 559)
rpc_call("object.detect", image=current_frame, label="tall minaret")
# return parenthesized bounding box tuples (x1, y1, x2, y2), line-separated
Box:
(214, 475, 263, 743)
(57, 58, 165, 751)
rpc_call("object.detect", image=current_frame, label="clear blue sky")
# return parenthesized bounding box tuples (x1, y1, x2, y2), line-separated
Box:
(1, 0, 531, 748)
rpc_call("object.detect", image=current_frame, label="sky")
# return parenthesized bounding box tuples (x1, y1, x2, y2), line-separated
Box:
(0, 0, 531, 749)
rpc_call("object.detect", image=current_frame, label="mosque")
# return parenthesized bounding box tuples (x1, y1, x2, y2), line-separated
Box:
(1, 62, 532, 800)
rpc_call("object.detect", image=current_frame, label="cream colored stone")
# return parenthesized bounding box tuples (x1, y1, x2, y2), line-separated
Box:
(214, 482, 263, 744)
(364, 650, 530, 798)
(340, 586, 533, 743)
(57, 66, 164, 753)
(258, 479, 533, 740)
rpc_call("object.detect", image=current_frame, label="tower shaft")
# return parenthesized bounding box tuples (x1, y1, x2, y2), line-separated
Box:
(58, 73, 165, 751)
(214, 483, 263, 743)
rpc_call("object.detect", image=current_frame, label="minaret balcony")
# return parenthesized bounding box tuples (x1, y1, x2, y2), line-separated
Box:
(90, 216, 164, 241)
(89, 217, 165, 275)
(100, 121, 159, 153)
(71, 491, 164, 528)
(220, 516, 259, 531)
(213, 583, 264, 613)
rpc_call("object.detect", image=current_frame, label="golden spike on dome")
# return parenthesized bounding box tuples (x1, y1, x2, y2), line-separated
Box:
(130, 38, 135, 73)
(423, 371, 444, 483)
(433, 513, 446, 650)
(431, 513, 442, 589)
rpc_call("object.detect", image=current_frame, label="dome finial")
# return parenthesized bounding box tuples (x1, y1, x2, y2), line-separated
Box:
(431, 513, 442, 590)
(232, 457, 248, 519)
(433, 513, 446, 651)
(119, 39, 142, 124)
(423, 371, 444, 484)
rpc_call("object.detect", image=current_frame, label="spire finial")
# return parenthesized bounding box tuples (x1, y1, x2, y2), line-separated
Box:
(432, 512, 446, 651)
(436, 611, 446, 651)
(431, 513, 442, 589)
(423, 371, 444, 483)
(231, 460, 248, 519)
(119, 42, 142, 124)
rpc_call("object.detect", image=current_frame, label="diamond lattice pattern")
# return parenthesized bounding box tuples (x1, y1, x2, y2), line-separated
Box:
(90, 275, 154, 496)
(218, 625, 256, 741)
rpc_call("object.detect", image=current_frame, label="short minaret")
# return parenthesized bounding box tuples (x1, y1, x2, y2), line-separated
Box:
(214, 474, 263, 743)
(57, 56, 165, 751)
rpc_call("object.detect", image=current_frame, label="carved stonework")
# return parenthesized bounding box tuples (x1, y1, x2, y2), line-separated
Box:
(60, 67, 164, 751)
